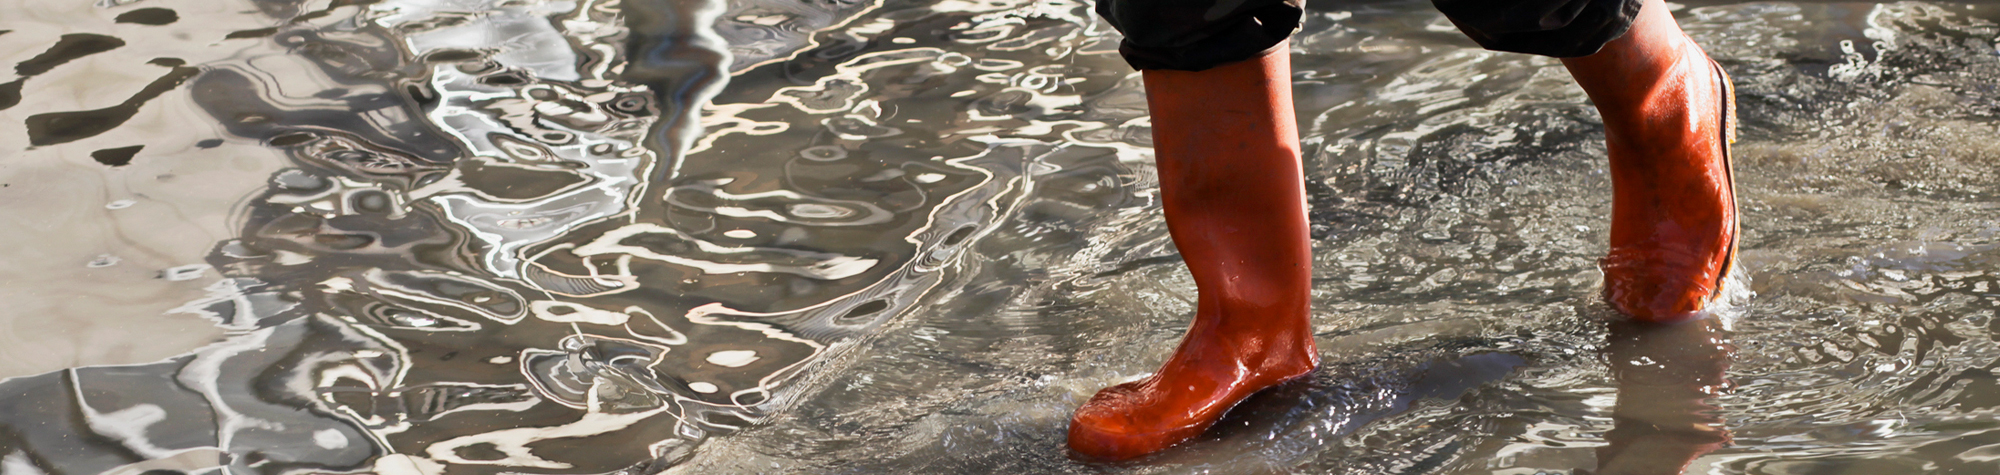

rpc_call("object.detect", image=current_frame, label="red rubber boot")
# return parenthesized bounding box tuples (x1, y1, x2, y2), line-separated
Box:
(1067, 44, 1319, 461)
(1563, 0, 1738, 323)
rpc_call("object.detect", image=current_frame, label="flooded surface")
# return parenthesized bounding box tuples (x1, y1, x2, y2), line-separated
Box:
(6, 0, 2000, 473)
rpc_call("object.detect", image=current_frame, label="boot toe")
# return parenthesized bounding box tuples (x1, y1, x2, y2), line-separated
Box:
(1067, 381, 1201, 460)
(1603, 250, 1718, 323)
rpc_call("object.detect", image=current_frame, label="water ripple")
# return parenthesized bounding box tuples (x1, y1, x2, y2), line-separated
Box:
(12, 0, 2000, 473)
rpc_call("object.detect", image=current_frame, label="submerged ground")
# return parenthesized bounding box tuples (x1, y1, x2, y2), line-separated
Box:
(5, 0, 2000, 473)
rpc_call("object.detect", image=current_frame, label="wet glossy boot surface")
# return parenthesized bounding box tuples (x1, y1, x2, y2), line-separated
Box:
(1067, 45, 1320, 461)
(1563, 0, 1738, 323)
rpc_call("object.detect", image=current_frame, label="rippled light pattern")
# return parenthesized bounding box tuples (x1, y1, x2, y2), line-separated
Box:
(10, 0, 2000, 474)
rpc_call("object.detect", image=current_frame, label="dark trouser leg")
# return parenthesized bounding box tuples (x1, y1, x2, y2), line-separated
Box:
(1432, 0, 1642, 58)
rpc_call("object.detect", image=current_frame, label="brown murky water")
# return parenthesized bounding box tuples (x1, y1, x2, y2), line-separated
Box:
(6, 0, 2000, 473)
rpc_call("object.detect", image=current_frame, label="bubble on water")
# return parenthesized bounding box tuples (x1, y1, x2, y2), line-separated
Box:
(313, 429, 349, 449)
(86, 254, 120, 268)
(788, 203, 856, 219)
(705, 350, 759, 368)
(158, 265, 206, 281)
(800, 145, 847, 161)
(530, 301, 629, 325)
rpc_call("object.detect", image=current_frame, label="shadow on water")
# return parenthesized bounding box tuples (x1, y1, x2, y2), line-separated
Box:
(5, 0, 2000, 473)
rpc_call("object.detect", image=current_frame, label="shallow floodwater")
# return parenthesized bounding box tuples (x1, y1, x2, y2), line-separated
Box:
(5, 0, 2000, 473)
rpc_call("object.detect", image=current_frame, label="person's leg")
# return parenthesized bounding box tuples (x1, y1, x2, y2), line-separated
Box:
(1562, 0, 1736, 323)
(1073, 0, 1317, 459)
(1067, 44, 1318, 460)
(1434, 0, 1736, 322)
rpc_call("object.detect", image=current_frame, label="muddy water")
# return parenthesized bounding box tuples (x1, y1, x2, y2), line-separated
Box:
(5, 0, 2000, 473)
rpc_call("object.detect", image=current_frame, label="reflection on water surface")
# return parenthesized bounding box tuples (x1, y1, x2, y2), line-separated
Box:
(5, 0, 2000, 473)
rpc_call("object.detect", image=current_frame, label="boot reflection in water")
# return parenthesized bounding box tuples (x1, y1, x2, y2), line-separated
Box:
(1070, 0, 1738, 460)
(1597, 319, 1734, 475)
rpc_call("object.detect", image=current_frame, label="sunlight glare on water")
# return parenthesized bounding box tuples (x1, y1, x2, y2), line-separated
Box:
(4, 0, 2000, 473)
